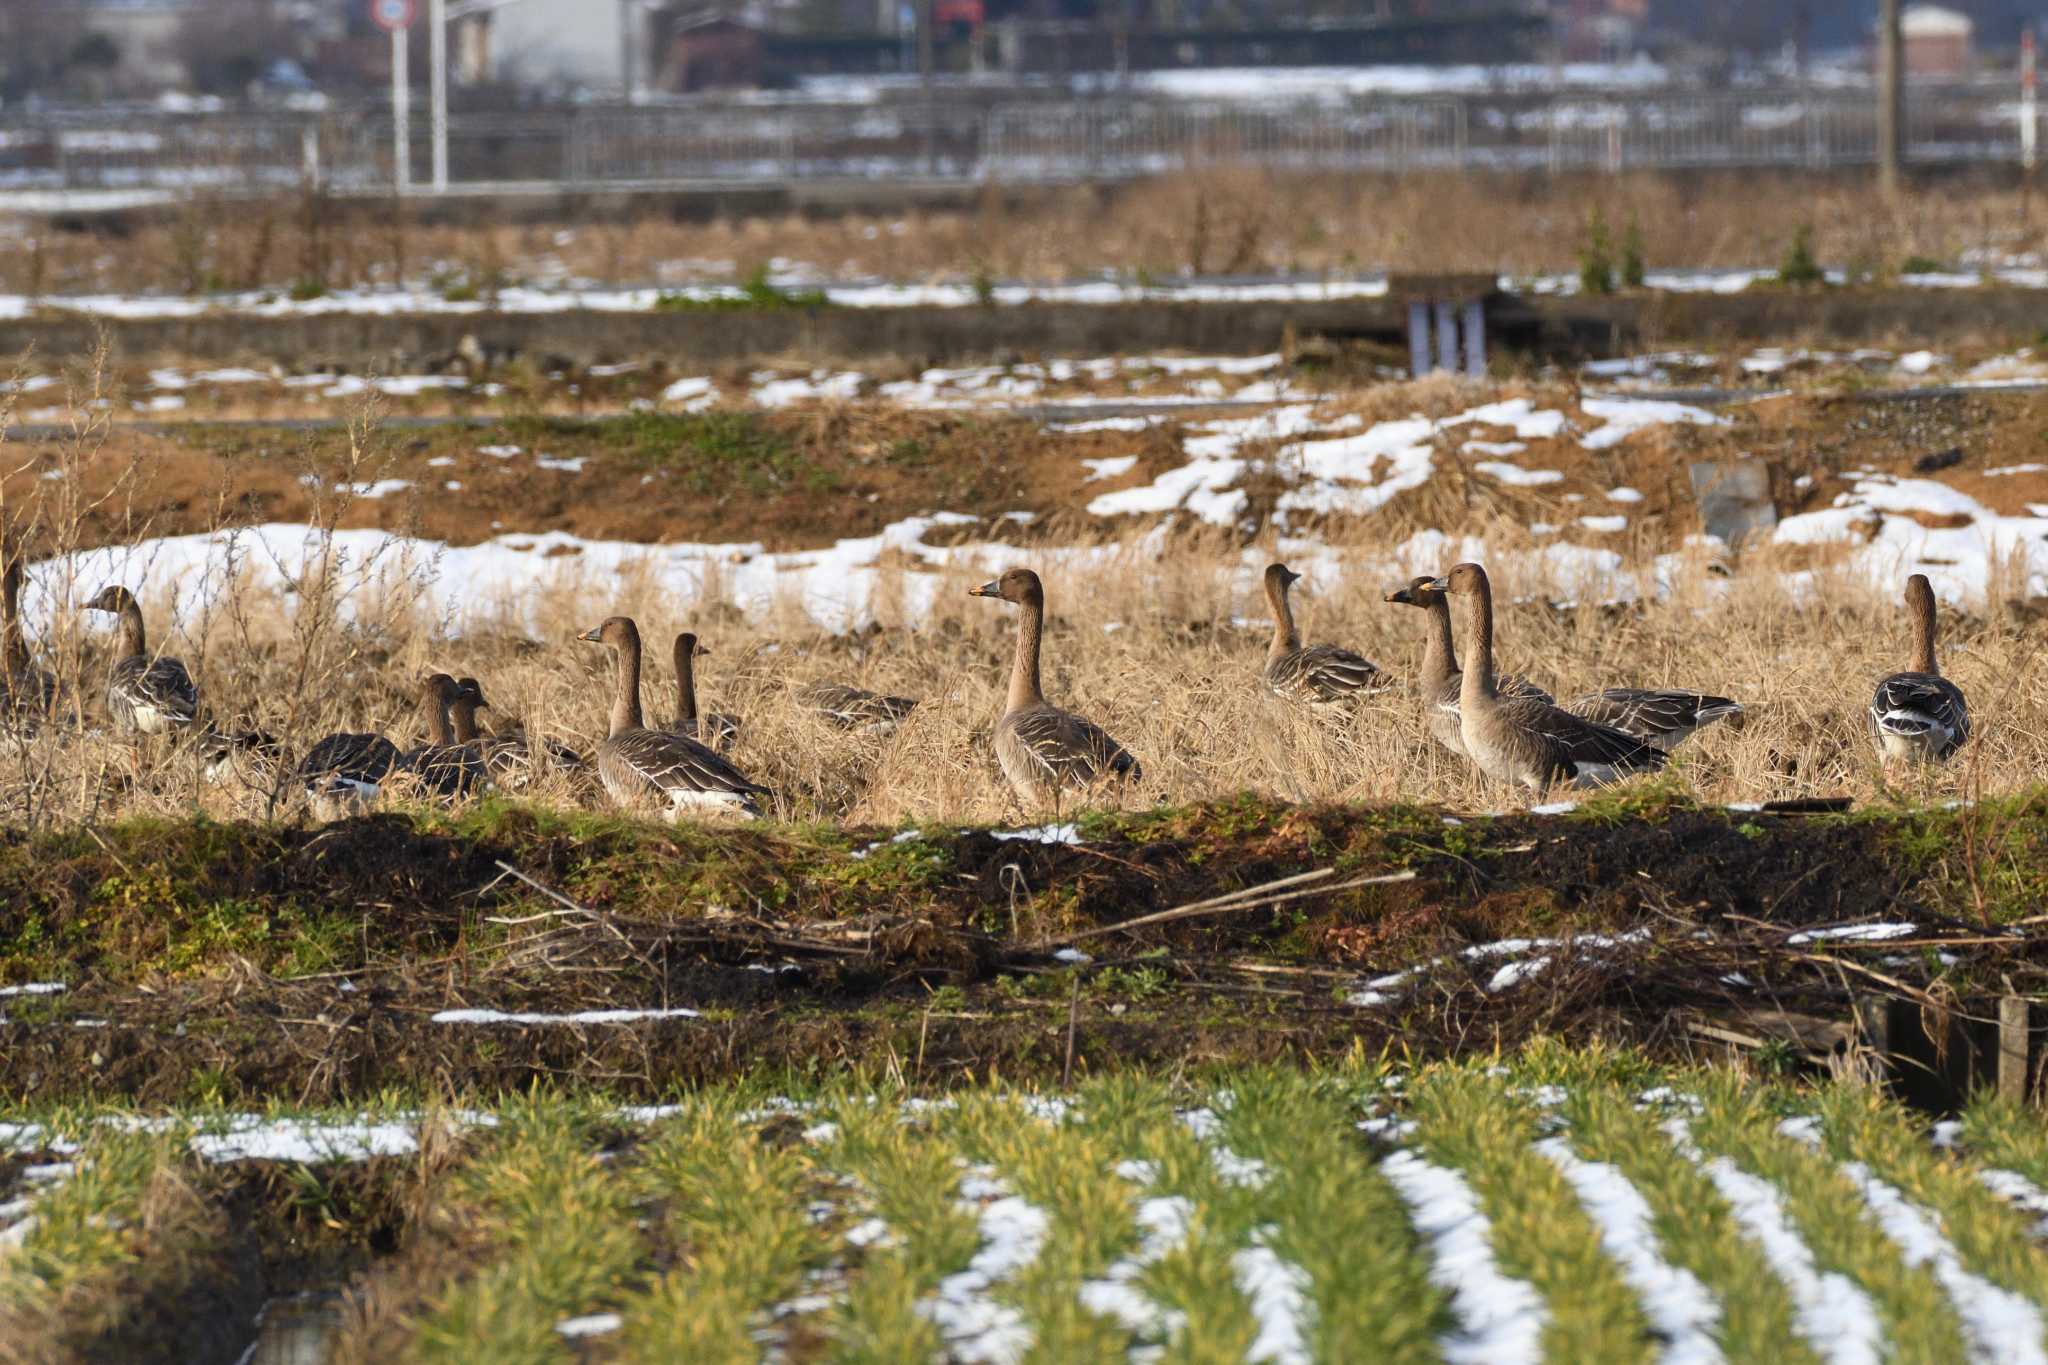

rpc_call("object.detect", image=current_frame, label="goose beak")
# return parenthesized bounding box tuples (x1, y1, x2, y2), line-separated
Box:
(576, 625, 603, 642)
(968, 579, 1002, 598)
(1384, 586, 1414, 604)
(1424, 574, 1452, 592)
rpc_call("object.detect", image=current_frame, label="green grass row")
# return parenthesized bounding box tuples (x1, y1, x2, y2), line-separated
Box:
(8, 1052, 2048, 1360)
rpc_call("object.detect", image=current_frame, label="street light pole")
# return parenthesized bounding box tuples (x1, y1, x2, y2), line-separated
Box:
(392, 23, 411, 191)
(430, 0, 448, 192)
(1877, 0, 1903, 195)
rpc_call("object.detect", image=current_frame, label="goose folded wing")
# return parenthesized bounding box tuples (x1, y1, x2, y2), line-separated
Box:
(300, 733, 399, 783)
(1278, 645, 1391, 699)
(1870, 673, 1969, 743)
(1010, 707, 1142, 783)
(1569, 688, 1742, 739)
(615, 729, 770, 800)
(1499, 673, 1556, 707)
(1510, 699, 1667, 775)
(117, 657, 199, 721)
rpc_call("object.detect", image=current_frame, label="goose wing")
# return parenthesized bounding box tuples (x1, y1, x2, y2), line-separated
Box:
(1006, 706, 1142, 785)
(397, 742, 487, 797)
(1869, 672, 1969, 756)
(1268, 645, 1392, 703)
(1567, 688, 1743, 746)
(1499, 673, 1555, 706)
(299, 732, 400, 786)
(1499, 696, 1667, 782)
(604, 727, 771, 810)
(796, 682, 917, 728)
(112, 655, 198, 727)
(674, 713, 742, 747)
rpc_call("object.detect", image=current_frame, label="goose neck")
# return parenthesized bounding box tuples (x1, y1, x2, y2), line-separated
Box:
(420, 690, 455, 746)
(1910, 591, 1939, 675)
(1266, 575, 1300, 660)
(1007, 594, 1047, 711)
(675, 641, 699, 723)
(116, 601, 147, 660)
(611, 634, 646, 736)
(1419, 593, 1459, 694)
(1457, 576, 1498, 709)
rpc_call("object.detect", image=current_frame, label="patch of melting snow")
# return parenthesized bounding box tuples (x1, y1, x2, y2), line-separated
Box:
(1579, 397, 1722, 451)
(429, 1007, 702, 1025)
(846, 1216, 896, 1248)
(535, 455, 586, 473)
(1052, 948, 1092, 964)
(1785, 923, 1916, 945)
(1579, 514, 1630, 533)
(188, 1117, 421, 1164)
(802, 1121, 841, 1144)
(1380, 1150, 1548, 1362)
(1529, 800, 1579, 816)
(922, 1171, 1050, 1364)
(991, 823, 1081, 846)
(1350, 927, 1650, 1007)
(556, 1313, 623, 1339)
(0, 982, 64, 997)
(1534, 1136, 1724, 1364)
(1234, 1237, 1315, 1365)
(1979, 1169, 2048, 1238)
(1608, 486, 1645, 503)
(1840, 1160, 2048, 1363)
(1663, 1118, 1881, 1365)
(1180, 1108, 1270, 1188)
(1077, 1188, 1194, 1344)
(1080, 455, 1140, 481)
(477, 444, 522, 458)
(1473, 462, 1564, 486)
(852, 829, 924, 859)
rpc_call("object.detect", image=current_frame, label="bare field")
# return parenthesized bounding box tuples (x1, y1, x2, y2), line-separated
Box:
(5, 168, 2047, 300)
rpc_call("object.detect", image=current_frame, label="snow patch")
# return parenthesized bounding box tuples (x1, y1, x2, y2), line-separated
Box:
(1380, 1150, 1548, 1362)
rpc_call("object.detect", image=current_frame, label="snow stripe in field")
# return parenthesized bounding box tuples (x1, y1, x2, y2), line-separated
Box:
(1234, 1236, 1315, 1365)
(429, 1007, 701, 1025)
(1980, 1169, 2048, 1238)
(921, 1170, 1050, 1364)
(1379, 1149, 1548, 1363)
(1661, 1119, 1881, 1365)
(1835, 1161, 2048, 1365)
(1076, 1192, 1194, 1342)
(1533, 1135, 1724, 1365)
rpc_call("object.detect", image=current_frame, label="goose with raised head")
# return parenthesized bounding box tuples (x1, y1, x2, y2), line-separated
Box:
(670, 633, 740, 747)
(794, 680, 918, 732)
(393, 673, 487, 798)
(1262, 563, 1391, 705)
(0, 538, 57, 724)
(1431, 562, 1666, 791)
(1565, 688, 1744, 750)
(1869, 573, 1970, 764)
(969, 568, 1140, 811)
(450, 676, 583, 784)
(579, 616, 772, 819)
(1385, 575, 1553, 758)
(83, 584, 198, 734)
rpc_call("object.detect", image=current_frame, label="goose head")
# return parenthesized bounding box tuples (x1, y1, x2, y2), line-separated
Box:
(1383, 575, 1443, 607)
(1427, 563, 1490, 596)
(968, 568, 1044, 607)
(83, 584, 137, 615)
(578, 616, 641, 650)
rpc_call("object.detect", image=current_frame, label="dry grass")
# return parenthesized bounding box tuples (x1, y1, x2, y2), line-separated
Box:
(5, 168, 2045, 299)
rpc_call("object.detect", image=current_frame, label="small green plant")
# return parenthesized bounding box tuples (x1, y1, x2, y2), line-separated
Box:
(1777, 224, 1825, 286)
(969, 262, 997, 308)
(1577, 205, 1615, 296)
(286, 277, 327, 302)
(1900, 254, 1947, 275)
(653, 263, 829, 313)
(1620, 214, 1646, 289)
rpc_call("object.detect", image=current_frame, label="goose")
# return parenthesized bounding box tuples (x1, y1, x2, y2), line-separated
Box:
(1385, 575, 1554, 758)
(393, 673, 487, 798)
(0, 539, 57, 724)
(1565, 688, 1744, 750)
(793, 680, 918, 732)
(296, 728, 400, 809)
(579, 616, 772, 818)
(969, 568, 1140, 811)
(1431, 562, 1666, 791)
(83, 585, 198, 735)
(1262, 563, 1391, 705)
(1869, 573, 1970, 764)
(450, 676, 583, 783)
(671, 633, 740, 747)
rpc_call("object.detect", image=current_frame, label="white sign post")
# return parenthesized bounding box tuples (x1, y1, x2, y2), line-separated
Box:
(2025, 27, 2038, 173)
(370, 0, 419, 193)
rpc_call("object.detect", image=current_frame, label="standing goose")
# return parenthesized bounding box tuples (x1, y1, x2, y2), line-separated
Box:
(0, 540, 57, 724)
(83, 584, 198, 734)
(671, 633, 740, 748)
(1263, 563, 1391, 705)
(450, 676, 583, 783)
(969, 568, 1141, 811)
(1565, 688, 1744, 750)
(1869, 573, 1970, 764)
(1432, 562, 1666, 791)
(1385, 575, 1554, 758)
(794, 680, 918, 732)
(394, 673, 487, 798)
(579, 616, 772, 819)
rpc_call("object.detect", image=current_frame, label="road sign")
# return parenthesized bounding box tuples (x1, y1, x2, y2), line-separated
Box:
(370, 0, 417, 32)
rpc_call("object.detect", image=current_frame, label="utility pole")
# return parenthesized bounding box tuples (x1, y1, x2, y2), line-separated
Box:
(1878, 0, 1903, 195)
(393, 22, 411, 191)
(919, 0, 934, 175)
(429, 0, 447, 192)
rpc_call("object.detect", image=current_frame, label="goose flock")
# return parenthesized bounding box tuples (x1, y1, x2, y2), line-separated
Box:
(0, 532, 1976, 820)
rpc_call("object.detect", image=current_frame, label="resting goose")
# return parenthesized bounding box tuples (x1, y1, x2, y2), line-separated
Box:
(1869, 573, 1970, 764)
(0, 540, 57, 724)
(297, 729, 400, 809)
(1433, 562, 1666, 791)
(1566, 688, 1744, 750)
(671, 633, 740, 748)
(83, 585, 198, 734)
(579, 616, 772, 819)
(1385, 575, 1554, 758)
(394, 673, 487, 798)
(794, 680, 918, 732)
(1263, 563, 1391, 705)
(450, 676, 583, 784)
(969, 568, 1140, 811)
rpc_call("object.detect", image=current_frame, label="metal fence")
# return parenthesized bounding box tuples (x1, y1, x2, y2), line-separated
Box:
(0, 91, 2034, 198)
